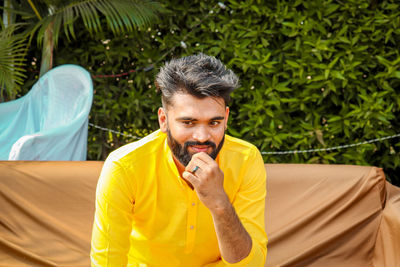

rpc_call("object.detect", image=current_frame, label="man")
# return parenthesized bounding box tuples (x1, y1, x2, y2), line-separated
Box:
(91, 53, 267, 266)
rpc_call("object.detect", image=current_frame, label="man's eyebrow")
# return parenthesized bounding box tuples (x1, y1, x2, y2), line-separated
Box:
(211, 116, 225, 121)
(176, 117, 197, 121)
(175, 116, 225, 121)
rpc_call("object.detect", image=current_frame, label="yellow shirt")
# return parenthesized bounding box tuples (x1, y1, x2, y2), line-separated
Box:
(91, 130, 267, 266)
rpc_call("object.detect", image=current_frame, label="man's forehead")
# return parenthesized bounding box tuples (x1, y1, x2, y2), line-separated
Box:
(168, 93, 225, 108)
(166, 93, 226, 117)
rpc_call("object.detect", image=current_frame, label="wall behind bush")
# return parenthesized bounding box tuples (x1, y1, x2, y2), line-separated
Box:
(24, 0, 400, 185)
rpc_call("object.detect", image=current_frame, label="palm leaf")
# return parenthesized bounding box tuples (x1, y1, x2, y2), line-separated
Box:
(37, 0, 163, 47)
(5, 0, 162, 47)
(0, 24, 28, 101)
(2, 0, 163, 78)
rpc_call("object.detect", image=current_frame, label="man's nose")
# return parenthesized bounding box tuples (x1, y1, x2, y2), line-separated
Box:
(192, 126, 211, 143)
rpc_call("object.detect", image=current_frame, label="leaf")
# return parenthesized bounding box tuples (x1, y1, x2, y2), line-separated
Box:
(286, 60, 300, 68)
(328, 116, 342, 123)
(325, 69, 330, 79)
(331, 70, 345, 80)
(325, 4, 340, 15)
(0, 24, 28, 101)
(295, 37, 301, 51)
(392, 71, 400, 79)
(328, 57, 340, 68)
(338, 36, 351, 44)
(376, 55, 392, 68)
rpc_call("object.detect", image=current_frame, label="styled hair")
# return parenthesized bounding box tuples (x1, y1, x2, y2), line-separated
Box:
(155, 53, 239, 107)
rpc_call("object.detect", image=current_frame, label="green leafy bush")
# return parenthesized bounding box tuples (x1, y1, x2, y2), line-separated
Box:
(24, 0, 400, 185)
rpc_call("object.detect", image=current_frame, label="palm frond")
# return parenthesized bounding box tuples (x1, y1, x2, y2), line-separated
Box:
(0, 5, 37, 19)
(3, 0, 51, 22)
(54, 0, 162, 40)
(36, 16, 53, 47)
(27, 0, 43, 20)
(2, 0, 163, 79)
(0, 24, 28, 101)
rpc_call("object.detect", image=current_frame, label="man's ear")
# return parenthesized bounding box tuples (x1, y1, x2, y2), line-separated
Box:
(225, 106, 230, 129)
(158, 107, 168, 133)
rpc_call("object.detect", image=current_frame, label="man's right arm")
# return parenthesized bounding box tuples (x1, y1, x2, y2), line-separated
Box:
(91, 159, 135, 266)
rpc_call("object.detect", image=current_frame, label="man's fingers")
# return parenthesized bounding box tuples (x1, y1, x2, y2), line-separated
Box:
(185, 159, 208, 175)
(192, 152, 216, 165)
(185, 152, 217, 173)
(182, 171, 199, 187)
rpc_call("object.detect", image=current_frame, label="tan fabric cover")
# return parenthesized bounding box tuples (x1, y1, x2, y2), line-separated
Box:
(1, 161, 399, 266)
(0, 161, 101, 266)
(265, 164, 400, 267)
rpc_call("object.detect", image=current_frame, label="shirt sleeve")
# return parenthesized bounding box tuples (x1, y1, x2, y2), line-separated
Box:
(90, 157, 136, 267)
(222, 147, 267, 266)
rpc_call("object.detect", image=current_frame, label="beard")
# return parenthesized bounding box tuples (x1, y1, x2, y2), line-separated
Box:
(167, 129, 225, 167)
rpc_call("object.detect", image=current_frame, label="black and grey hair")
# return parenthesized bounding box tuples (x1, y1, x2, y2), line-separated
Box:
(155, 53, 239, 107)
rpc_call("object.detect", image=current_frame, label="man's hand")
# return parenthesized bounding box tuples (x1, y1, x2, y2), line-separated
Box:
(182, 152, 230, 213)
(182, 152, 252, 263)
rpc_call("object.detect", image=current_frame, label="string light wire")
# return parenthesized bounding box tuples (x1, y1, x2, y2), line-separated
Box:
(88, 123, 400, 155)
(261, 133, 400, 155)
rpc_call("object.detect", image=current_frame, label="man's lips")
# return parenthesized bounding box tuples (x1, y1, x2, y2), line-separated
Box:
(189, 145, 210, 153)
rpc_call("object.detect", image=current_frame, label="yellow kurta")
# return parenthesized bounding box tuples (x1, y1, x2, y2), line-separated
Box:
(91, 130, 267, 266)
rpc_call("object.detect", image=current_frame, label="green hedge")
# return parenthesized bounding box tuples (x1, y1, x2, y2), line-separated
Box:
(24, 0, 400, 185)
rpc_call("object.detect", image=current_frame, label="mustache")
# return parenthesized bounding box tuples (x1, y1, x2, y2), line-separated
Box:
(183, 140, 216, 150)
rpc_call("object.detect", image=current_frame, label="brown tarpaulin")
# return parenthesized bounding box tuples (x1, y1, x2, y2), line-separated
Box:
(1, 161, 399, 266)
(265, 164, 400, 267)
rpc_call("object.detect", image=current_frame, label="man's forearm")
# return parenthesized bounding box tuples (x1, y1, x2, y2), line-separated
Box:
(211, 198, 252, 263)
(182, 152, 253, 263)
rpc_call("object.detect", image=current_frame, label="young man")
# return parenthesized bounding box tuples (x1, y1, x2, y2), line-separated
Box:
(91, 54, 267, 266)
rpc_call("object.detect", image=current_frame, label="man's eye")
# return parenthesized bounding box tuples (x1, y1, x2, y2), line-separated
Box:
(182, 121, 193, 125)
(210, 121, 220, 126)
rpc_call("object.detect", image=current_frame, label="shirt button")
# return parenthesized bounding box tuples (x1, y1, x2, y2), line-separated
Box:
(190, 225, 194, 230)
(191, 202, 195, 206)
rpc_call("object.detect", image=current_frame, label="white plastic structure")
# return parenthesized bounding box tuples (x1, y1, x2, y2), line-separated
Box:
(0, 64, 93, 160)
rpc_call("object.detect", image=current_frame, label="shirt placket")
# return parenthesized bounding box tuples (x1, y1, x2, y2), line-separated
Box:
(184, 188, 198, 253)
